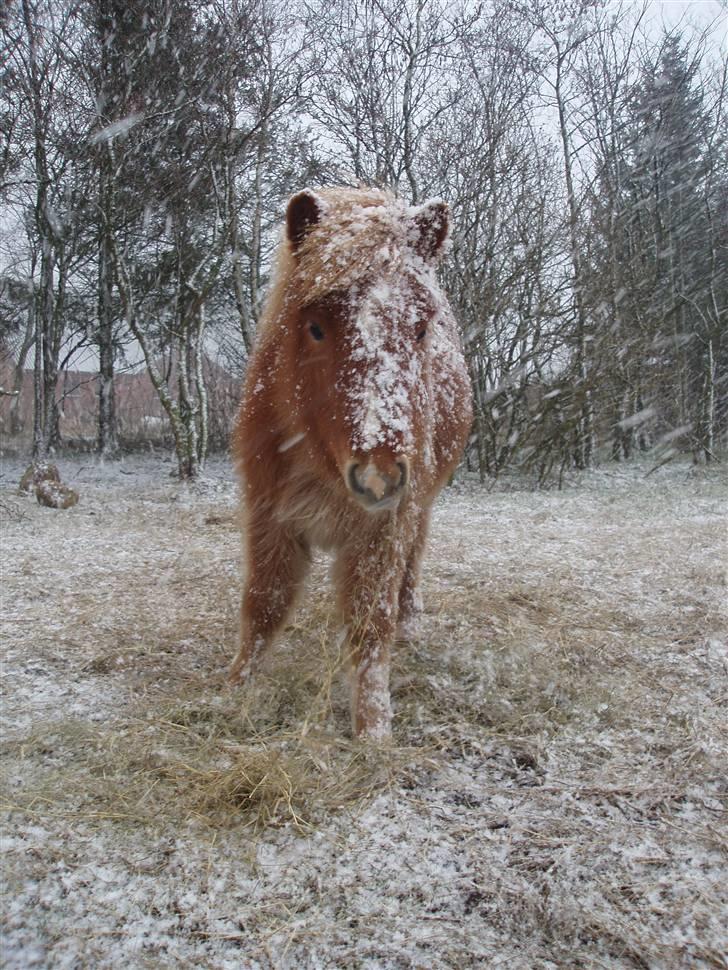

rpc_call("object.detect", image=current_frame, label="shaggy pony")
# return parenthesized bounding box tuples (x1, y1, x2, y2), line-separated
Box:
(231, 187, 472, 738)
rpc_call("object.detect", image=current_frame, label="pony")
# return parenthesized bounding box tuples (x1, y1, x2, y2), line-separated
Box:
(231, 186, 472, 739)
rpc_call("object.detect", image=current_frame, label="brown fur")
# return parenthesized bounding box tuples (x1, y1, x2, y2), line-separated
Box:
(231, 187, 472, 738)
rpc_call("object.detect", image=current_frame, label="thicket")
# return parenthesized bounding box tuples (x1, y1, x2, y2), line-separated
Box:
(1, 0, 726, 479)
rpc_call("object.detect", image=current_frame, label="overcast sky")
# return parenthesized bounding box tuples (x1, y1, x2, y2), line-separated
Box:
(651, 0, 726, 49)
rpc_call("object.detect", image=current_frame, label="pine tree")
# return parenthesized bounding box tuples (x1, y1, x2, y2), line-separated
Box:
(622, 34, 717, 453)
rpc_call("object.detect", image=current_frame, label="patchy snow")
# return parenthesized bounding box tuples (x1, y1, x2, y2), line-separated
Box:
(1, 454, 726, 968)
(349, 277, 423, 454)
(342, 247, 435, 454)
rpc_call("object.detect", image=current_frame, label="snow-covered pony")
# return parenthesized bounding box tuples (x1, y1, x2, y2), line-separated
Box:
(231, 187, 472, 738)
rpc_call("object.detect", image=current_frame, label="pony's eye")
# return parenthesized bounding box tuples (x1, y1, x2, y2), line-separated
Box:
(309, 323, 324, 341)
(416, 327, 427, 342)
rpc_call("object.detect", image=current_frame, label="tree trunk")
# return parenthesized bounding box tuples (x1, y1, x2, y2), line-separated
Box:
(611, 385, 627, 462)
(555, 52, 593, 470)
(699, 338, 715, 463)
(32, 291, 44, 458)
(471, 359, 489, 483)
(97, 163, 118, 456)
(10, 293, 35, 437)
(194, 304, 209, 469)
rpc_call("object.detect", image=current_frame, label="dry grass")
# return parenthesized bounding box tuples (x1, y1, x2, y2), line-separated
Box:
(1, 458, 726, 968)
(3, 555, 722, 840)
(1, 576, 434, 833)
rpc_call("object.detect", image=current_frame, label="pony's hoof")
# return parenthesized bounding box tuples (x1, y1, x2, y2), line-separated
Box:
(354, 713, 393, 742)
(396, 614, 420, 641)
(356, 724, 393, 743)
(228, 657, 252, 686)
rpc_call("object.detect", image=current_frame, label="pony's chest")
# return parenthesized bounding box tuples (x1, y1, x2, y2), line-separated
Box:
(273, 479, 351, 550)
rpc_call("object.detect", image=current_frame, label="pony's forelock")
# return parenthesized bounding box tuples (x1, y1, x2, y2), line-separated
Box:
(261, 187, 423, 325)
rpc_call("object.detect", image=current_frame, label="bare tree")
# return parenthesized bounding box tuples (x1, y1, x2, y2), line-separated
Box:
(2, 0, 94, 459)
(307, 0, 475, 199)
(433, 2, 565, 479)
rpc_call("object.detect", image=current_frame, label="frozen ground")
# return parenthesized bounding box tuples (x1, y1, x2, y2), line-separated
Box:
(1, 452, 726, 969)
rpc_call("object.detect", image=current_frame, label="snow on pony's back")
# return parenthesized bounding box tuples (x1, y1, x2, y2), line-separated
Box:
(231, 185, 472, 740)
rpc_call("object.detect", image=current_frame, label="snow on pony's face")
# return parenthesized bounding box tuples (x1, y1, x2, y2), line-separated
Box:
(285, 188, 450, 512)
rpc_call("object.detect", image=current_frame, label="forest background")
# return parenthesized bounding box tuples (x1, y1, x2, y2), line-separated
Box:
(1, 0, 726, 482)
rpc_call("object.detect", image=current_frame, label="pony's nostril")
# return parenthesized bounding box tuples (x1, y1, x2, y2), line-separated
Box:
(348, 463, 366, 495)
(397, 461, 409, 489)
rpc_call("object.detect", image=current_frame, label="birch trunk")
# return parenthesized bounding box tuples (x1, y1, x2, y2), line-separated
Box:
(10, 294, 36, 437)
(194, 304, 209, 470)
(97, 161, 118, 456)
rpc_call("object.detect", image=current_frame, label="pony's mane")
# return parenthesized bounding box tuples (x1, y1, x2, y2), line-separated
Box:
(259, 187, 415, 337)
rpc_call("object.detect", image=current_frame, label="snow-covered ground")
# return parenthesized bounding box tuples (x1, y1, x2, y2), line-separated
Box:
(1, 453, 726, 969)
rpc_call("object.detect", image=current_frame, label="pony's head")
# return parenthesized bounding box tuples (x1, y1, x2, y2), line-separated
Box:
(280, 187, 451, 512)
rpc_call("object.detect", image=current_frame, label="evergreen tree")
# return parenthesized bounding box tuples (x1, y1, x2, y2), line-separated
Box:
(622, 34, 719, 454)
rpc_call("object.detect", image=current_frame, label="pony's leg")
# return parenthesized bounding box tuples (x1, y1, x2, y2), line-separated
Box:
(230, 523, 309, 683)
(397, 506, 431, 639)
(335, 536, 407, 739)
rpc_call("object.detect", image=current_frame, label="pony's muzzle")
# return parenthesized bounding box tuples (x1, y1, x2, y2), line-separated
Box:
(346, 459, 409, 511)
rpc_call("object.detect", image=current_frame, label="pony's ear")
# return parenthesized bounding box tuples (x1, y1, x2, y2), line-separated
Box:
(409, 199, 450, 261)
(286, 190, 322, 252)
